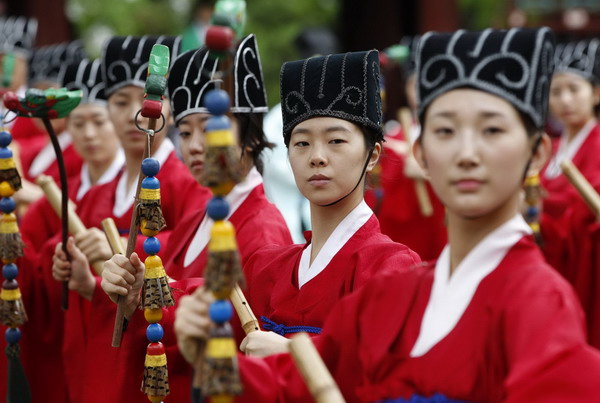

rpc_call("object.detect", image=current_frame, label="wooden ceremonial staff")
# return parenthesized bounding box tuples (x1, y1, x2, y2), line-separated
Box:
(36, 174, 104, 275)
(560, 159, 600, 220)
(289, 333, 346, 403)
(398, 107, 433, 217)
(111, 44, 170, 348)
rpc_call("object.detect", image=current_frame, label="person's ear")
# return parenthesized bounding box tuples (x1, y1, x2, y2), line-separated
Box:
(527, 133, 551, 175)
(366, 142, 382, 172)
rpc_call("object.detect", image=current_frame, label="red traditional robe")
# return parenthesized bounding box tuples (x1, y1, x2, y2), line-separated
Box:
(540, 121, 600, 348)
(237, 219, 600, 402)
(163, 181, 292, 280)
(21, 134, 83, 183)
(540, 121, 600, 275)
(367, 126, 446, 261)
(244, 204, 420, 340)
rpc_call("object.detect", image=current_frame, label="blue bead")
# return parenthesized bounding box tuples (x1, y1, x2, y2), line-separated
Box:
(141, 176, 160, 190)
(0, 131, 12, 148)
(141, 158, 160, 177)
(0, 148, 12, 159)
(146, 323, 164, 343)
(204, 89, 230, 115)
(0, 197, 16, 214)
(143, 237, 161, 255)
(526, 206, 538, 217)
(205, 115, 231, 132)
(206, 197, 229, 220)
(209, 300, 233, 324)
(2, 263, 18, 280)
(5, 327, 21, 344)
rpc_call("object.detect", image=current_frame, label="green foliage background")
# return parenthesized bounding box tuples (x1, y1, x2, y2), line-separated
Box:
(67, 0, 340, 107)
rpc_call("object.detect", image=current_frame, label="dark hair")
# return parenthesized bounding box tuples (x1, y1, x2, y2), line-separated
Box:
(233, 112, 274, 174)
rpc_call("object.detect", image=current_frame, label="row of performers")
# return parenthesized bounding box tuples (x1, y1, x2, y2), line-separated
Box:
(0, 16, 599, 403)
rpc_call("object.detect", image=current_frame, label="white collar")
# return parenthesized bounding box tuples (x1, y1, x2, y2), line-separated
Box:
(28, 131, 73, 178)
(545, 119, 596, 179)
(113, 138, 174, 218)
(77, 148, 125, 201)
(297, 200, 373, 288)
(410, 214, 532, 357)
(183, 166, 263, 267)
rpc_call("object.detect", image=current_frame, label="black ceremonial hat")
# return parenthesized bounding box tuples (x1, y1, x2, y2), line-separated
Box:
(28, 41, 87, 85)
(58, 59, 106, 104)
(416, 27, 555, 129)
(101, 35, 182, 97)
(167, 34, 268, 124)
(280, 50, 383, 146)
(554, 39, 600, 83)
(0, 16, 37, 57)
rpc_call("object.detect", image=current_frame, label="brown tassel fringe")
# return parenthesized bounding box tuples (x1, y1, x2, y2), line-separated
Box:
(201, 356, 243, 396)
(142, 364, 170, 397)
(136, 203, 167, 233)
(0, 169, 22, 192)
(201, 146, 244, 189)
(0, 298, 27, 327)
(204, 250, 245, 300)
(142, 277, 175, 310)
(0, 232, 24, 261)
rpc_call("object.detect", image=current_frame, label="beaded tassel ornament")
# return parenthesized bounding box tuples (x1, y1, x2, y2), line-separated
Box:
(200, 88, 245, 402)
(0, 128, 30, 401)
(524, 173, 543, 245)
(139, 158, 174, 402)
(134, 45, 175, 403)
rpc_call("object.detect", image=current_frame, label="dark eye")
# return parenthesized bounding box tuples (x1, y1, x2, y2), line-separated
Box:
(434, 127, 453, 136)
(179, 131, 191, 138)
(329, 138, 345, 144)
(294, 141, 309, 147)
(483, 126, 503, 135)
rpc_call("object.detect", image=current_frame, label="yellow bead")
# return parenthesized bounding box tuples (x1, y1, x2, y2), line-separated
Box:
(147, 396, 165, 403)
(0, 181, 14, 197)
(144, 308, 163, 323)
(2, 258, 15, 264)
(209, 221, 237, 252)
(211, 181, 235, 197)
(140, 219, 159, 237)
(211, 395, 234, 403)
(144, 255, 163, 269)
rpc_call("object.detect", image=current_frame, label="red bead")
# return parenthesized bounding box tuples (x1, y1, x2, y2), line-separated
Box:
(141, 99, 162, 119)
(205, 26, 235, 52)
(146, 342, 165, 356)
(3, 93, 19, 110)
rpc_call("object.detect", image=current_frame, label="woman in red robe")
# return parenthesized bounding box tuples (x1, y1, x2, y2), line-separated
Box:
(175, 27, 600, 402)
(539, 39, 600, 348)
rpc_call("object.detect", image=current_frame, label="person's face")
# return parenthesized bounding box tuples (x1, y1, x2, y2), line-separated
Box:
(415, 89, 549, 219)
(549, 72, 599, 129)
(67, 103, 119, 165)
(178, 113, 241, 184)
(288, 117, 380, 206)
(107, 86, 172, 154)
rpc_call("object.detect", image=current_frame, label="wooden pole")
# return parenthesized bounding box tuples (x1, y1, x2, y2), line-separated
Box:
(35, 175, 104, 275)
(101, 218, 126, 255)
(230, 285, 260, 334)
(289, 333, 345, 403)
(398, 107, 433, 217)
(560, 159, 600, 220)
